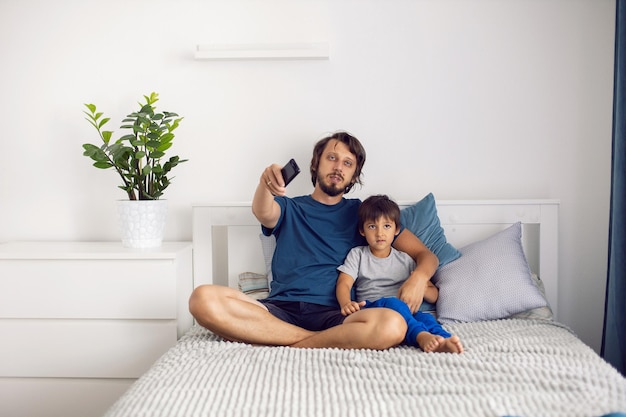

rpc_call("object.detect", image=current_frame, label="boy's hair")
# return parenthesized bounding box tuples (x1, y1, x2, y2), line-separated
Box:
(310, 131, 366, 194)
(358, 194, 401, 232)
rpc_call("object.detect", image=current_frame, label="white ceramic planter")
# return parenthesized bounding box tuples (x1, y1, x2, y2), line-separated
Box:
(116, 200, 168, 248)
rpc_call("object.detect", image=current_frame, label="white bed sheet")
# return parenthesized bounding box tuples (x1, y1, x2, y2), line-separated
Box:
(105, 319, 626, 417)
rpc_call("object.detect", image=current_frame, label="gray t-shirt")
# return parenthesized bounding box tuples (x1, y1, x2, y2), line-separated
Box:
(338, 246, 416, 302)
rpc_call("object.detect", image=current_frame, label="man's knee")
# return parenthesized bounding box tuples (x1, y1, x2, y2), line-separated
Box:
(189, 285, 219, 318)
(374, 309, 407, 349)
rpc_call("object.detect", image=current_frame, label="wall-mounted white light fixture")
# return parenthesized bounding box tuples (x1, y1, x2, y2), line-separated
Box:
(194, 42, 330, 61)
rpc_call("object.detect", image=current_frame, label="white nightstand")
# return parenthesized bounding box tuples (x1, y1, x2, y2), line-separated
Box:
(0, 241, 193, 417)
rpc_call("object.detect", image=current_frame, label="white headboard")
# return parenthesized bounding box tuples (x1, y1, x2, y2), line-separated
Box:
(192, 199, 560, 319)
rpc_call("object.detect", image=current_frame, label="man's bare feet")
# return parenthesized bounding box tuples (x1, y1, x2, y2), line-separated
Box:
(416, 332, 464, 354)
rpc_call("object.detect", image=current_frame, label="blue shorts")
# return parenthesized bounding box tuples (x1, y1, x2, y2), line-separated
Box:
(258, 299, 345, 331)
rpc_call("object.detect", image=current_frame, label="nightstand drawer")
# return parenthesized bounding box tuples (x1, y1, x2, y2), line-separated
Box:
(0, 319, 176, 378)
(0, 259, 176, 319)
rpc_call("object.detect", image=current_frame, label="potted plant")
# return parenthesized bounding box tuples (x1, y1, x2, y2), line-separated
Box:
(82, 92, 187, 248)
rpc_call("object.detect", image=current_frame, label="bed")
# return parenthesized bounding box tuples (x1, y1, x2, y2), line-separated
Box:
(104, 196, 626, 417)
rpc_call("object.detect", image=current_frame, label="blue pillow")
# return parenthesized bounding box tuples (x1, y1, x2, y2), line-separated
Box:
(400, 193, 461, 267)
(419, 300, 436, 312)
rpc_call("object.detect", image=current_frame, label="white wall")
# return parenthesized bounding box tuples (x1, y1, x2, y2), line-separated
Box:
(0, 0, 615, 353)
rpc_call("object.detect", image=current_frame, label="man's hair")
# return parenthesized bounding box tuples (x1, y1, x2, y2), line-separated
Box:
(310, 131, 366, 194)
(357, 194, 401, 232)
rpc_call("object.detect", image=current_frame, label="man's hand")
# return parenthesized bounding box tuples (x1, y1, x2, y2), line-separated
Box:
(262, 164, 287, 196)
(392, 228, 438, 313)
(397, 274, 428, 314)
(252, 164, 284, 229)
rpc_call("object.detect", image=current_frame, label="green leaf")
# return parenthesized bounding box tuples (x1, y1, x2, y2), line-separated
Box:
(93, 161, 112, 169)
(98, 117, 110, 129)
(102, 130, 113, 144)
(82, 145, 103, 159)
(116, 159, 131, 171)
(169, 117, 183, 132)
(119, 134, 136, 142)
(160, 133, 174, 143)
(108, 142, 123, 153)
(157, 142, 172, 152)
(147, 92, 159, 104)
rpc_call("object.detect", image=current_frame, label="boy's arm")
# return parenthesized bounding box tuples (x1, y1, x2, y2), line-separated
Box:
(336, 272, 364, 316)
(392, 228, 439, 313)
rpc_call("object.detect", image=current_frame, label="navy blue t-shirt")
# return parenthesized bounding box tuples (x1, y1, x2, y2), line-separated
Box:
(262, 195, 366, 307)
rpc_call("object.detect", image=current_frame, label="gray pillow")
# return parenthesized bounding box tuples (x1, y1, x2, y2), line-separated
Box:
(432, 222, 548, 323)
(259, 233, 276, 287)
(509, 274, 554, 320)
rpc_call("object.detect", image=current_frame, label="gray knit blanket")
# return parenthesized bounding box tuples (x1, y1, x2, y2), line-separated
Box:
(105, 319, 626, 417)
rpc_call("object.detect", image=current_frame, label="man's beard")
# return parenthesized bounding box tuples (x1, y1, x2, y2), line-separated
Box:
(317, 173, 345, 197)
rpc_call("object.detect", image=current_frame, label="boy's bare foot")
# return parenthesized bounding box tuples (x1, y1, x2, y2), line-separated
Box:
(416, 332, 443, 352)
(417, 332, 463, 354)
(434, 335, 464, 353)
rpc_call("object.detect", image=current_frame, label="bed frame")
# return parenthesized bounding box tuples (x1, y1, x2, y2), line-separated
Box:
(192, 199, 560, 319)
(103, 198, 626, 417)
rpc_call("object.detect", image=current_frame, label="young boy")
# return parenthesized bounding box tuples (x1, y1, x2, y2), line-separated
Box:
(337, 195, 463, 353)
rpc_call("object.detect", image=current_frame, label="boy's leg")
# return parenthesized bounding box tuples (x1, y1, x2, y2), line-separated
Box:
(413, 311, 452, 338)
(413, 311, 464, 353)
(364, 298, 462, 352)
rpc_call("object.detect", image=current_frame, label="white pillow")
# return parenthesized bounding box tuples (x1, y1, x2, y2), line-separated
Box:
(432, 222, 548, 323)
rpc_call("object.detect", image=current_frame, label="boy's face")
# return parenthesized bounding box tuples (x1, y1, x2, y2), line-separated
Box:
(360, 216, 400, 253)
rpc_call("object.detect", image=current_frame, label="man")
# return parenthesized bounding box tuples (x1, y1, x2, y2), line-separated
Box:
(189, 131, 438, 349)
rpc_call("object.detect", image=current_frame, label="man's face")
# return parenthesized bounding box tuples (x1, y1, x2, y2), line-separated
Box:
(316, 139, 357, 197)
